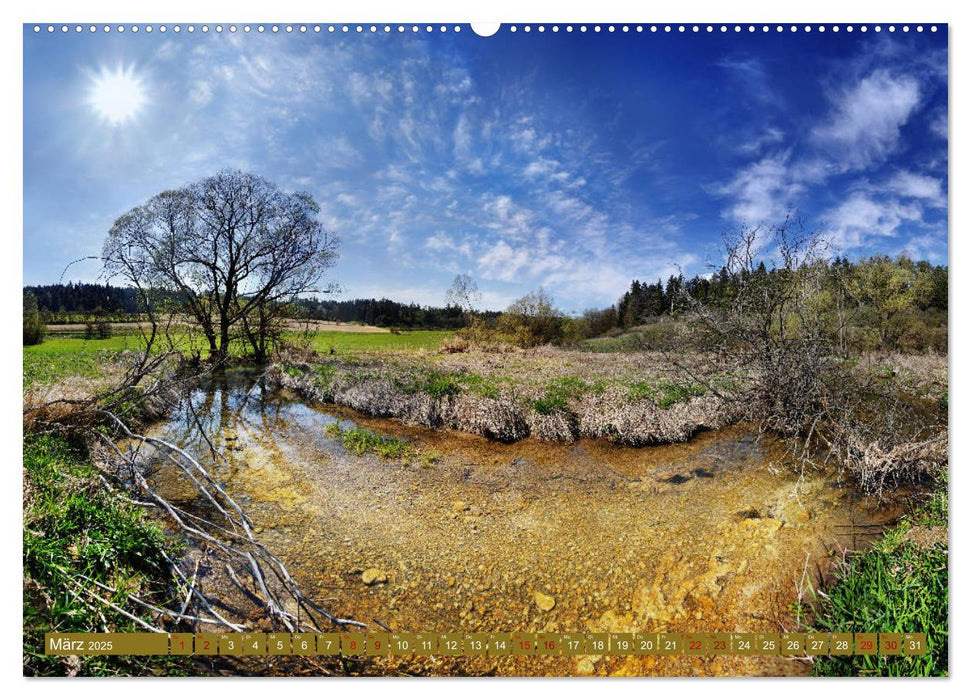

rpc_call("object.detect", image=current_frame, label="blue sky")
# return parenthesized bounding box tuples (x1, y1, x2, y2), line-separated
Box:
(23, 25, 947, 312)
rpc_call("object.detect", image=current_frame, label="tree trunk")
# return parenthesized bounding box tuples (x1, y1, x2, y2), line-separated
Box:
(218, 318, 231, 357)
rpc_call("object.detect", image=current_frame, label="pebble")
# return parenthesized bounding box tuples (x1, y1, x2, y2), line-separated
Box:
(361, 568, 388, 585)
(534, 591, 556, 612)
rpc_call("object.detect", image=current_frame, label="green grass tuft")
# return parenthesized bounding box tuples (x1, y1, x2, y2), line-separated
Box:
(422, 371, 463, 398)
(532, 376, 589, 415)
(324, 423, 414, 460)
(460, 372, 502, 399)
(809, 480, 948, 677)
(627, 380, 706, 408)
(22, 434, 191, 676)
(323, 423, 444, 468)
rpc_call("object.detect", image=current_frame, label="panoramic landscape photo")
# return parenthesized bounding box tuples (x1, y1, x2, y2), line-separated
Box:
(23, 23, 947, 677)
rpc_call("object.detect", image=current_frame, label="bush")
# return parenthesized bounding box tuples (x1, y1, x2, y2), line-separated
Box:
(496, 289, 565, 348)
(439, 334, 470, 353)
(23, 292, 46, 346)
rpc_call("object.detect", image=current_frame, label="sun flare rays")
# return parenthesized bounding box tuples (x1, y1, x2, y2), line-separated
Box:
(87, 65, 147, 125)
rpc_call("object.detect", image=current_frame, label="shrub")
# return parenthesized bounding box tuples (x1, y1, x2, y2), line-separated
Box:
(496, 289, 565, 348)
(439, 334, 470, 353)
(23, 292, 46, 346)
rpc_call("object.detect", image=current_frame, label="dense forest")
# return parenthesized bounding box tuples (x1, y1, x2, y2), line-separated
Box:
(291, 297, 501, 329)
(616, 256, 947, 325)
(24, 282, 146, 315)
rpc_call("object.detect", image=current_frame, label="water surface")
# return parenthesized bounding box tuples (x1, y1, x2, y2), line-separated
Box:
(143, 369, 899, 676)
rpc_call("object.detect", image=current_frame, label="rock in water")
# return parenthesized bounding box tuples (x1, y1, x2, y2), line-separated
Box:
(362, 568, 388, 585)
(534, 591, 556, 612)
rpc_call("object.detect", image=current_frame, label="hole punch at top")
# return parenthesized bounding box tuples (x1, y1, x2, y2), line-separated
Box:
(471, 23, 501, 37)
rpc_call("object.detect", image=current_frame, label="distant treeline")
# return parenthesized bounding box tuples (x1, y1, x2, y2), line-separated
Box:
(24, 282, 146, 316)
(291, 297, 500, 330)
(615, 256, 946, 326)
(602, 255, 948, 353)
(24, 282, 498, 331)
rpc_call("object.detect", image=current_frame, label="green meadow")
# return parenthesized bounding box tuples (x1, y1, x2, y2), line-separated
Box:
(23, 328, 453, 387)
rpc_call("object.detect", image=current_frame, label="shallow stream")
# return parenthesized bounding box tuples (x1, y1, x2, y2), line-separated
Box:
(143, 369, 902, 676)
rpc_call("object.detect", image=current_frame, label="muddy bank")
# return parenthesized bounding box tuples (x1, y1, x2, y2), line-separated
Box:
(268, 354, 744, 445)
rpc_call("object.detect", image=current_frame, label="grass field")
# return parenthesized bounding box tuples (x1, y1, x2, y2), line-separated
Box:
(23, 337, 139, 388)
(23, 328, 455, 387)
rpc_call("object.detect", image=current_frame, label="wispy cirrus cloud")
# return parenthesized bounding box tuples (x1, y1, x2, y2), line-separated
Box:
(811, 70, 921, 171)
(713, 42, 944, 259)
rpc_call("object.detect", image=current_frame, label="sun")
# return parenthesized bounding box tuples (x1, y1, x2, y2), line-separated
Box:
(87, 65, 147, 125)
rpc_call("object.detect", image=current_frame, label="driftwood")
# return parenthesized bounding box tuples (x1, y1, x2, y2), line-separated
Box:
(91, 408, 366, 634)
(845, 432, 948, 500)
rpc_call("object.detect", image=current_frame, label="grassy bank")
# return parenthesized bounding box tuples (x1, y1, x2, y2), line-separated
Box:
(307, 329, 451, 354)
(272, 347, 741, 445)
(809, 478, 948, 677)
(22, 434, 192, 676)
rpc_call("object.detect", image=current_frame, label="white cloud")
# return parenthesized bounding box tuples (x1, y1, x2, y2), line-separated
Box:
(154, 41, 178, 61)
(424, 232, 472, 257)
(716, 152, 803, 224)
(523, 157, 586, 188)
(510, 124, 552, 154)
(812, 70, 921, 170)
(481, 194, 535, 240)
(821, 192, 923, 251)
(901, 229, 947, 263)
(477, 239, 535, 282)
(718, 69, 932, 229)
(885, 171, 945, 206)
(453, 114, 471, 157)
(717, 56, 781, 106)
(737, 127, 785, 155)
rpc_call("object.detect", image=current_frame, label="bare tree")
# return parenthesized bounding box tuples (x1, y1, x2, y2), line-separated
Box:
(445, 273, 482, 314)
(676, 218, 946, 497)
(103, 170, 339, 359)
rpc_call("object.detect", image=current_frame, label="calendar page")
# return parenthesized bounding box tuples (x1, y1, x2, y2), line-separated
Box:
(21, 9, 949, 680)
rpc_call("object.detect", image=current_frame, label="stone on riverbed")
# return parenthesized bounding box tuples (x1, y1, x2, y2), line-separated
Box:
(362, 568, 388, 585)
(534, 591, 556, 612)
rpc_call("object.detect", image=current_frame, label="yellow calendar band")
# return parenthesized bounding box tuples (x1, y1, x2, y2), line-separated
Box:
(44, 631, 928, 657)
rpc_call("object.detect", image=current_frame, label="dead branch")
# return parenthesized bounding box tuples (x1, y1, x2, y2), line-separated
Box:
(91, 408, 366, 634)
